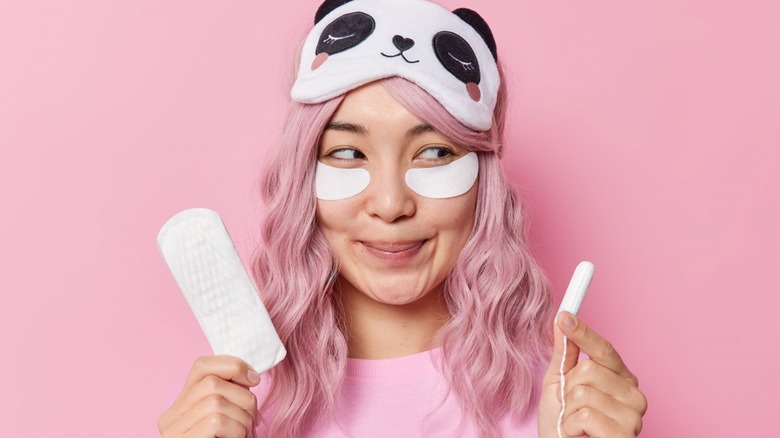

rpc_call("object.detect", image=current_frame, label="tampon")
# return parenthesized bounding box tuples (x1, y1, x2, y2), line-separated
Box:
(558, 261, 594, 316)
(157, 208, 286, 374)
(557, 260, 594, 438)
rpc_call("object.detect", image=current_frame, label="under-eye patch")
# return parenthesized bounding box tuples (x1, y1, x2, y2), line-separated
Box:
(315, 161, 371, 200)
(315, 152, 478, 200)
(405, 152, 478, 199)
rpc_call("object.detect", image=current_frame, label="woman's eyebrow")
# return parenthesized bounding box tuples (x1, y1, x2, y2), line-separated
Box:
(325, 121, 368, 135)
(406, 123, 434, 138)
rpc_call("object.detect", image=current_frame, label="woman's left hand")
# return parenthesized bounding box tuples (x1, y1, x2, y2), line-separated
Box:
(538, 311, 648, 437)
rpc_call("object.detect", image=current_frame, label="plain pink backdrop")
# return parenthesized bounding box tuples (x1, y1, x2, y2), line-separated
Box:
(1, 1, 778, 436)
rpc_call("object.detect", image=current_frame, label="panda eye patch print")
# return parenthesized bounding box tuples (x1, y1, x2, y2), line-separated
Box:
(292, 0, 499, 131)
(315, 152, 478, 200)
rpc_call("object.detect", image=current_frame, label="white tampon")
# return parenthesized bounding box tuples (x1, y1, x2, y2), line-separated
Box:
(556, 261, 595, 438)
(558, 261, 595, 316)
(157, 208, 286, 374)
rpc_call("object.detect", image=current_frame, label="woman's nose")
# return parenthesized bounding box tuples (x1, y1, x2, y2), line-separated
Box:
(364, 166, 416, 223)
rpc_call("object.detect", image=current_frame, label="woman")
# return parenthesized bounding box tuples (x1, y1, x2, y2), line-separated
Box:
(158, 0, 647, 436)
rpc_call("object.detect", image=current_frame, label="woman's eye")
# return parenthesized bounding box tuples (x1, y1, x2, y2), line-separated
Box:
(329, 148, 366, 160)
(418, 146, 454, 160)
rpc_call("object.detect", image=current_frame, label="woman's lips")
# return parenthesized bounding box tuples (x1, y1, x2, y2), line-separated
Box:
(360, 240, 425, 264)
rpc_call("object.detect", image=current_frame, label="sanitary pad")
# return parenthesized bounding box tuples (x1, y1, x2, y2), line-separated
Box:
(157, 208, 286, 374)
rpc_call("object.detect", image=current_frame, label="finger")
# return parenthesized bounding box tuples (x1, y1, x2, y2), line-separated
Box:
(188, 412, 251, 438)
(192, 393, 255, 432)
(165, 378, 258, 428)
(557, 312, 636, 382)
(165, 357, 260, 426)
(181, 375, 259, 423)
(564, 384, 644, 436)
(564, 359, 648, 414)
(543, 312, 581, 381)
(169, 392, 256, 437)
(563, 406, 628, 438)
(183, 355, 262, 391)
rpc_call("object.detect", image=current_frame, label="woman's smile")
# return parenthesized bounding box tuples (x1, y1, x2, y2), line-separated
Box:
(359, 239, 427, 265)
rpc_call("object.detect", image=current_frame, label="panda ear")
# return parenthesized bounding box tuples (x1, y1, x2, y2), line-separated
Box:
(452, 8, 497, 61)
(315, 0, 355, 24)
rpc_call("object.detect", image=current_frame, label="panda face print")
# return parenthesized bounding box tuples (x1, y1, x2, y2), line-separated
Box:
(312, 12, 376, 69)
(292, 0, 501, 131)
(381, 35, 420, 64)
(432, 31, 482, 101)
(433, 32, 480, 85)
(310, 5, 483, 89)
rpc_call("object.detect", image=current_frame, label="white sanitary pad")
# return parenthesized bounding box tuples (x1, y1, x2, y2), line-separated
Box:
(157, 208, 286, 374)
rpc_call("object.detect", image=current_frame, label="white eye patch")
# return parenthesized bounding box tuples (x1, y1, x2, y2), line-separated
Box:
(405, 152, 478, 198)
(315, 161, 370, 200)
(315, 152, 478, 200)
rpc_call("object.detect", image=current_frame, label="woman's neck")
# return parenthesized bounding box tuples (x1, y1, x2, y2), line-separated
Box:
(336, 279, 450, 359)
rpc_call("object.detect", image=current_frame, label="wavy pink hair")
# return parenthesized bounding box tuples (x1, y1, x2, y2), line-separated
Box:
(252, 67, 553, 436)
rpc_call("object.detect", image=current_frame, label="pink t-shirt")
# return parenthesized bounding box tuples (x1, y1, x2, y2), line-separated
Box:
(253, 348, 541, 437)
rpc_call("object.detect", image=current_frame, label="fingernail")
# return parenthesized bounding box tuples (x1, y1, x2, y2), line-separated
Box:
(247, 369, 260, 384)
(560, 312, 577, 329)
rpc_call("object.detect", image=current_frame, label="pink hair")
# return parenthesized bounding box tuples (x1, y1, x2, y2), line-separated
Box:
(252, 68, 553, 436)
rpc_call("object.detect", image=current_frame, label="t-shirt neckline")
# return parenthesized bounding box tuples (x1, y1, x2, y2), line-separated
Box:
(345, 347, 444, 379)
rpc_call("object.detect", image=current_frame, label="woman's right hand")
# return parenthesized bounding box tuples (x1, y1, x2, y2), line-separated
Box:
(158, 355, 261, 438)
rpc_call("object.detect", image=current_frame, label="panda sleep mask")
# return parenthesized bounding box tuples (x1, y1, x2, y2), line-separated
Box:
(291, 0, 500, 131)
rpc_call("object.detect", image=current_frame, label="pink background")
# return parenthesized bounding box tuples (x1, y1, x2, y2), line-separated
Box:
(1, 1, 777, 436)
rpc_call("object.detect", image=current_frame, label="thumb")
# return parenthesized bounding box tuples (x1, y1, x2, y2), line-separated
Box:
(544, 311, 581, 379)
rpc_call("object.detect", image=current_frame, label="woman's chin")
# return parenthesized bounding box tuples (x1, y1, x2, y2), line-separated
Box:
(368, 291, 428, 307)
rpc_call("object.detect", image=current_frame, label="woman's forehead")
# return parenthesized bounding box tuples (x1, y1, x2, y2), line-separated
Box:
(330, 82, 421, 125)
(322, 85, 447, 145)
